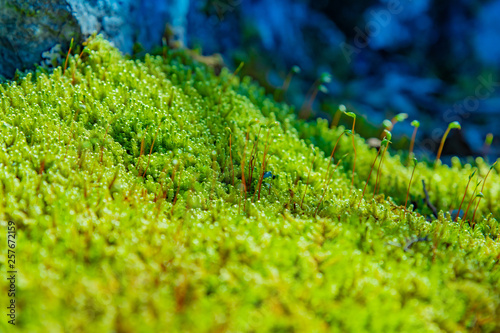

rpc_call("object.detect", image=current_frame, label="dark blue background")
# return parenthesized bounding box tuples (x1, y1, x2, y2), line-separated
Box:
(184, 0, 500, 160)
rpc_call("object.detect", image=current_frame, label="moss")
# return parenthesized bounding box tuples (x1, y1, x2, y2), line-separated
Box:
(0, 36, 499, 332)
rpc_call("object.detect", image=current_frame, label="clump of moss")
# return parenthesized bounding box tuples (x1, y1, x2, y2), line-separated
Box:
(0, 36, 499, 332)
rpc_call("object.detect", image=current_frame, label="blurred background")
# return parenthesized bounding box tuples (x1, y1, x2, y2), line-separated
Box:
(1, 0, 500, 161)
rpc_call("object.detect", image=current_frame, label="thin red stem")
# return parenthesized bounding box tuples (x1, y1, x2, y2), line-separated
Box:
(435, 128, 451, 168)
(229, 134, 234, 186)
(324, 132, 345, 185)
(358, 148, 381, 208)
(248, 127, 261, 189)
(456, 173, 474, 223)
(373, 144, 389, 196)
(405, 162, 417, 210)
(315, 158, 343, 216)
(142, 121, 162, 177)
(409, 126, 418, 159)
(257, 129, 271, 201)
(463, 181, 482, 224)
(63, 43, 73, 75)
(239, 131, 249, 214)
(351, 118, 357, 188)
(471, 165, 496, 226)
(301, 150, 316, 209)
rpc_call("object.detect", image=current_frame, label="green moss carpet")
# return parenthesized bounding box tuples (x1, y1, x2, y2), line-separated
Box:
(0, 37, 499, 332)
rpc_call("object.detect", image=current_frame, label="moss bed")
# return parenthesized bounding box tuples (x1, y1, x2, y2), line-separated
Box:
(1, 37, 499, 332)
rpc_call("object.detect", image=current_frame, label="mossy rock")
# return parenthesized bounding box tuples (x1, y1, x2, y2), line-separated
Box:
(0, 36, 499, 332)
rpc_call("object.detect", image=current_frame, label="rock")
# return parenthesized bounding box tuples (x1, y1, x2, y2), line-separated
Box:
(0, 0, 190, 78)
(0, 0, 81, 78)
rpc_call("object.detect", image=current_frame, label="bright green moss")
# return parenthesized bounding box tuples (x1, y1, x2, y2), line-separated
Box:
(0, 36, 499, 332)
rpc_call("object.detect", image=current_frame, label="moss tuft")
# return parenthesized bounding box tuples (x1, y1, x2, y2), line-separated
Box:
(1, 36, 499, 332)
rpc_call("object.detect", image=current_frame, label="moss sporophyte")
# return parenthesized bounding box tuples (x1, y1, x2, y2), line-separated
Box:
(0, 36, 499, 332)
(435, 121, 461, 167)
(300, 72, 331, 118)
(277, 65, 301, 101)
(374, 130, 391, 196)
(409, 120, 420, 161)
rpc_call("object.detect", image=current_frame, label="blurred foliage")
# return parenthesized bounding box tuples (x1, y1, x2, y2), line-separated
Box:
(189, 0, 500, 159)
